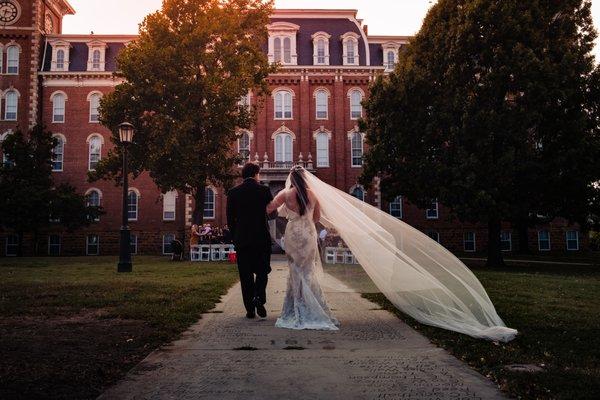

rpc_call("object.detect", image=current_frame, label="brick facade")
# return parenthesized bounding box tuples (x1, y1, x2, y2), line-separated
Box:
(0, 4, 587, 256)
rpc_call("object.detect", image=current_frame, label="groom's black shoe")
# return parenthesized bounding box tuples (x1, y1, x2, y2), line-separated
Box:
(246, 310, 256, 319)
(256, 303, 267, 318)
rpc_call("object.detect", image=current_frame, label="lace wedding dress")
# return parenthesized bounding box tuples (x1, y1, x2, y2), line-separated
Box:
(275, 201, 340, 331)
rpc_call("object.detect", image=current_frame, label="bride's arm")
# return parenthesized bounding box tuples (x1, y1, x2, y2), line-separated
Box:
(267, 190, 286, 214)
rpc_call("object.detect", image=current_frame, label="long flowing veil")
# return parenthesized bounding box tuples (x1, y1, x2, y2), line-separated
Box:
(277, 168, 517, 342)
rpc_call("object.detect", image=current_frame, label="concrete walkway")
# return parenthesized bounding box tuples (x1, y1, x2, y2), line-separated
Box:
(99, 260, 506, 400)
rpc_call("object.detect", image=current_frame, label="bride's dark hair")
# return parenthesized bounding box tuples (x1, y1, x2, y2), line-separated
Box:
(290, 166, 310, 216)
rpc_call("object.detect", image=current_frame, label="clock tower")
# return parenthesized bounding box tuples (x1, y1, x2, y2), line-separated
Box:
(0, 0, 73, 132)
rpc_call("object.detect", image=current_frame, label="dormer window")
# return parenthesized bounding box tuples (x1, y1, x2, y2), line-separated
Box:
(268, 22, 299, 66)
(312, 32, 331, 65)
(87, 41, 107, 72)
(50, 41, 71, 72)
(382, 42, 401, 71)
(341, 32, 360, 66)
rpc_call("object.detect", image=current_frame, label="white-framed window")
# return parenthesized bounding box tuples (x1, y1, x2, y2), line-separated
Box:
(500, 231, 512, 251)
(6, 234, 18, 256)
(389, 196, 402, 218)
(267, 22, 299, 65)
(88, 135, 102, 171)
(48, 235, 61, 256)
(52, 134, 65, 172)
(350, 185, 365, 201)
(349, 89, 363, 119)
(163, 190, 177, 221)
(538, 230, 551, 251)
(86, 189, 101, 221)
(386, 50, 396, 70)
(237, 92, 251, 110)
(238, 131, 251, 164)
(341, 32, 360, 66)
(92, 50, 101, 69)
(274, 90, 293, 119)
(350, 131, 364, 167)
(86, 234, 99, 255)
(127, 190, 139, 221)
(56, 49, 65, 70)
(204, 187, 215, 219)
(566, 230, 579, 251)
(87, 41, 107, 71)
(88, 92, 101, 123)
(163, 233, 175, 255)
(315, 132, 329, 167)
(6, 45, 19, 74)
(464, 232, 476, 252)
(428, 231, 440, 243)
(315, 89, 328, 119)
(426, 199, 439, 219)
(4, 90, 18, 121)
(51, 92, 66, 123)
(312, 31, 331, 65)
(274, 133, 293, 164)
(130, 234, 138, 255)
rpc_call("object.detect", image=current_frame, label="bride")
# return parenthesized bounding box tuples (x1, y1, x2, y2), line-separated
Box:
(268, 166, 518, 342)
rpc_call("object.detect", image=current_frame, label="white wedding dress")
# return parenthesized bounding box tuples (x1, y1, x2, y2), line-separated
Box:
(275, 195, 340, 331)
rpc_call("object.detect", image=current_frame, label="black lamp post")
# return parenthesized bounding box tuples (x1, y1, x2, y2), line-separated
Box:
(117, 122, 134, 273)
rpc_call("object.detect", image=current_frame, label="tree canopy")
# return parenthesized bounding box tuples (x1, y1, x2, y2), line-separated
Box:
(361, 0, 600, 266)
(92, 0, 275, 224)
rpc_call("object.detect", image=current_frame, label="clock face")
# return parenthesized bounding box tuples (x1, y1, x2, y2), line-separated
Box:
(0, 1, 18, 24)
(45, 13, 53, 33)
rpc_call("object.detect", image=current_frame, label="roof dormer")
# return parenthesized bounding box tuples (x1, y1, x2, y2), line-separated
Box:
(341, 32, 360, 66)
(87, 40, 108, 72)
(311, 31, 331, 66)
(267, 22, 300, 66)
(382, 41, 401, 71)
(50, 40, 71, 72)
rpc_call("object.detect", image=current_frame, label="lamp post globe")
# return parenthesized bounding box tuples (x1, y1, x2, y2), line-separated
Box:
(117, 122, 134, 273)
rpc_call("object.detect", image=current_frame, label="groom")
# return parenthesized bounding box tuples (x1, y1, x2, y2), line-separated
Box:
(226, 162, 274, 319)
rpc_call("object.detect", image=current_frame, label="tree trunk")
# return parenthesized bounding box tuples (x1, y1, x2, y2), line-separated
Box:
(516, 219, 531, 255)
(192, 183, 206, 226)
(486, 218, 505, 268)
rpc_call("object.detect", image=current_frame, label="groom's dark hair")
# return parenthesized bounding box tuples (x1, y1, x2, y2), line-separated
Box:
(241, 162, 260, 179)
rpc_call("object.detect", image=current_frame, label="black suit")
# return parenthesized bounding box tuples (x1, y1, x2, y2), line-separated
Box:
(226, 178, 273, 313)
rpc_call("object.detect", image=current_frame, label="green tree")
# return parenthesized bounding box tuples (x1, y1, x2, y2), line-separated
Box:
(361, 0, 600, 266)
(0, 126, 100, 255)
(91, 0, 275, 224)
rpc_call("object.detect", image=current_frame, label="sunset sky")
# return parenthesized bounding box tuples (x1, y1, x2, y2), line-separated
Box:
(62, 0, 600, 61)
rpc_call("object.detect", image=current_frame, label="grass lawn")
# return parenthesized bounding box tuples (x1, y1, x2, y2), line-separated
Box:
(343, 260, 600, 400)
(0, 256, 239, 400)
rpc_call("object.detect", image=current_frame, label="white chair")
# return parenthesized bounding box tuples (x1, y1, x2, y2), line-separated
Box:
(200, 245, 211, 261)
(325, 248, 335, 264)
(222, 245, 235, 260)
(344, 251, 354, 264)
(190, 245, 201, 261)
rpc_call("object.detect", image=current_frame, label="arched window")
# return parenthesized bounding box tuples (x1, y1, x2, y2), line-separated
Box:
(52, 93, 65, 123)
(315, 132, 329, 167)
(89, 93, 101, 122)
(127, 190, 139, 221)
(315, 90, 328, 119)
(317, 39, 326, 64)
(204, 187, 215, 219)
(238, 131, 251, 163)
(88, 135, 102, 171)
(274, 133, 293, 164)
(273, 37, 281, 63)
(92, 50, 101, 70)
(347, 40, 355, 64)
(386, 50, 396, 70)
(86, 189, 101, 221)
(163, 190, 177, 221)
(283, 37, 291, 64)
(6, 46, 19, 74)
(274, 90, 292, 119)
(351, 132, 364, 167)
(350, 89, 363, 119)
(4, 90, 18, 121)
(389, 196, 402, 218)
(341, 33, 360, 66)
(52, 135, 65, 171)
(56, 49, 65, 70)
(351, 186, 365, 201)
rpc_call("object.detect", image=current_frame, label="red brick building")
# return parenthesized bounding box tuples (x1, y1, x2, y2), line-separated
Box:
(0, 1, 585, 256)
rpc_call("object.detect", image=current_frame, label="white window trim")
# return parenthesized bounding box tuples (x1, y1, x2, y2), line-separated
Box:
(349, 184, 365, 201)
(348, 129, 364, 168)
(237, 130, 253, 165)
(311, 31, 331, 66)
(50, 91, 67, 124)
(85, 188, 102, 221)
(87, 134, 104, 171)
(48, 235, 61, 256)
(162, 190, 178, 221)
(348, 88, 364, 120)
(428, 231, 441, 243)
(127, 188, 140, 221)
(463, 232, 476, 252)
(267, 22, 300, 66)
(3, 88, 19, 121)
(389, 196, 403, 219)
(130, 234, 138, 255)
(426, 199, 439, 220)
(86, 41, 108, 72)
(273, 89, 294, 120)
(204, 187, 216, 220)
(5, 234, 18, 256)
(382, 42, 401, 71)
(162, 234, 176, 255)
(86, 235, 100, 256)
(341, 32, 360, 66)
(87, 91, 102, 123)
(314, 88, 330, 120)
(50, 40, 71, 72)
(537, 230, 551, 251)
(501, 231, 512, 252)
(313, 128, 331, 168)
(51, 133, 66, 172)
(566, 230, 579, 251)
(5, 43, 21, 75)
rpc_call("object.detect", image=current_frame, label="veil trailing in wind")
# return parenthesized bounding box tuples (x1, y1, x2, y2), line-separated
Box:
(276, 168, 517, 342)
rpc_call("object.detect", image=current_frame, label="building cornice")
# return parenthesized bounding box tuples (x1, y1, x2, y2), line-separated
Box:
(44, 34, 138, 42)
(367, 35, 411, 44)
(272, 9, 358, 19)
(45, 0, 76, 17)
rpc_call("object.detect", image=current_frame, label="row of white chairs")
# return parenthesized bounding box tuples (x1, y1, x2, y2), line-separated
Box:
(190, 244, 235, 261)
(324, 247, 360, 265)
